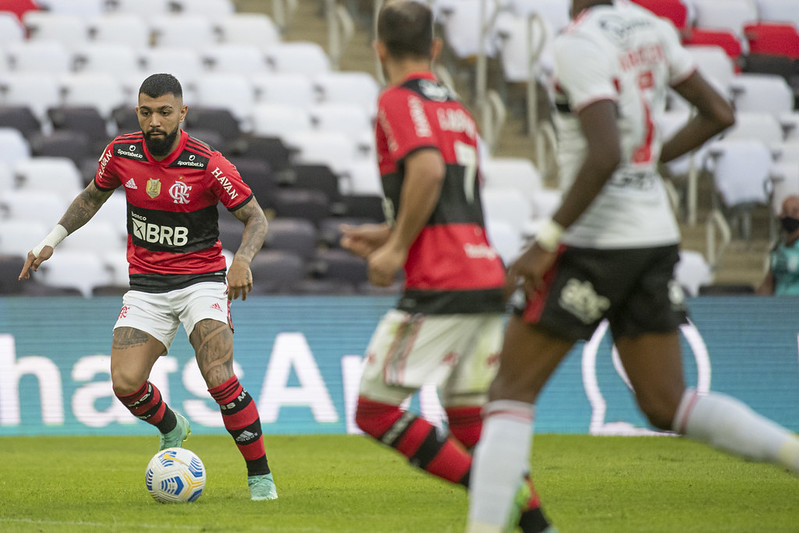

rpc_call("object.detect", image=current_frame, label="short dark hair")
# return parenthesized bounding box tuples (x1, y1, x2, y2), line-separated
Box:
(139, 73, 183, 99)
(377, 0, 434, 60)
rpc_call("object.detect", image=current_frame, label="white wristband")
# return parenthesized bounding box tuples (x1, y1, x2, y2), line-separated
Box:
(32, 224, 68, 257)
(536, 219, 564, 252)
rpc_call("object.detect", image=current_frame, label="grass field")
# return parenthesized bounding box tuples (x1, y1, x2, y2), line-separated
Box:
(0, 434, 797, 532)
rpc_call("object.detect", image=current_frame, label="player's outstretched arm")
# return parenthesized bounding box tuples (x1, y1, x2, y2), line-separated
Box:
(18, 180, 113, 280)
(340, 223, 391, 259)
(228, 197, 268, 301)
(660, 71, 735, 164)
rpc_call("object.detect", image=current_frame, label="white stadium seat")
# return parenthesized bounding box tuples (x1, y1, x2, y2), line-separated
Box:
(310, 103, 373, 138)
(89, 14, 152, 48)
(36, 249, 113, 297)
(1, 73, 61, 121)
(481, 157, 543, 207)
(60, 73, 127, 118)
(140, 47, 205, 90)
(251, 103, 313, 137)
(216, 13, 281, 51)
(152, 15, 218, 49)
(282, 131, 360, 175)
(23, 12, 90, 49)
(0, 128, 31, 169)
(729, 74, 795, 117)
(193, 73, 255, 126)
(0, 190, 69, 226)
(265, 42, 331, 76)
(0, 219, 48, 256)
(6, 41, 73, 74)
(252, 73, 317, 108)
(172, 0, 235, 17)
(74, 43, 144, 79)
(0, 12, 25, 46)
(15, 157, 84, 198)
(202, 44, 270, 75)
(107, 0, 171, 16)
(675, 249, 714, 297)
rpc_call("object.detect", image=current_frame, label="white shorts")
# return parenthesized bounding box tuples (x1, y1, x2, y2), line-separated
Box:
(359, 310, 504, 406)
(114, 282, 231, 351)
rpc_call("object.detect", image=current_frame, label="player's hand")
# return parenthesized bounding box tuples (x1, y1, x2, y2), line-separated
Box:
(508, 242, 558, 298)
(18, 246, 53, 280)
(367, 242, 406, 287)
(226, 258, 253, 301)
(340, 223, 391, 259)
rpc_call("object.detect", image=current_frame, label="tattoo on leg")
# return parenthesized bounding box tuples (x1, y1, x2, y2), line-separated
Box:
(191, 320, 234, 386)
(112, 328, 151, 350)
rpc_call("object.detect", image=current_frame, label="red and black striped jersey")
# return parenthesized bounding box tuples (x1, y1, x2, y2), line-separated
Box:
(376, 72, 506, 314)
(94, 129, 253, 292)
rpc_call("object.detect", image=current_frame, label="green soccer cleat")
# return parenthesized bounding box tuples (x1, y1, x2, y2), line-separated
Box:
(248, 472, 278, 501)
(158, 412, 191, 451)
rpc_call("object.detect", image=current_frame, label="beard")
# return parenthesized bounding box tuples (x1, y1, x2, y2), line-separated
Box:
(144, 126, 180, 157)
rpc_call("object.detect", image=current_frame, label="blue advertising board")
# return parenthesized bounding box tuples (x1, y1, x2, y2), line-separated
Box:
(0, 295, 797, 436)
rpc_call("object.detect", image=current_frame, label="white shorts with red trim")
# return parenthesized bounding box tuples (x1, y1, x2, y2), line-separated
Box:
(114, 282, 230, 350)
(359, 309, 504, 406)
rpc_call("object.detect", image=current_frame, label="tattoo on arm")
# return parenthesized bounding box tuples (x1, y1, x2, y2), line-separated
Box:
(112, 328, 152, 350)
(60, 183, 113, 233)
(231, 200, 268, 264)
(190, 320, 235, 386)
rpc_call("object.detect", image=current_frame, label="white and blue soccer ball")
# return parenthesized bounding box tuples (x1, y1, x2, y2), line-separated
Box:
(145, 447, 206, 503)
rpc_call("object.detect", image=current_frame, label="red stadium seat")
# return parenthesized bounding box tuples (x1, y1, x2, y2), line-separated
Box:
(631, 0, 688, 30)
(744, 23, 799, 60)
(683, 28, 743, 71)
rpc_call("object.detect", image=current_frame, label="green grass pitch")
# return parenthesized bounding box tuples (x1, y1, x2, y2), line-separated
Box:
(0, 434, 796, 532)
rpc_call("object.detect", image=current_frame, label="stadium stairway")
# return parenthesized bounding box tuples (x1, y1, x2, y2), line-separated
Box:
(237, 0, 771, 292)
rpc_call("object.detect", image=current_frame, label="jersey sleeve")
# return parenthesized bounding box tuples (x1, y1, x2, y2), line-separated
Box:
(554, 33, 618, 112)
(209, 153, 254, 211)
(94, 142, 121, 190)
(658, 18, 697, 86)
(376, 88, 439, 161)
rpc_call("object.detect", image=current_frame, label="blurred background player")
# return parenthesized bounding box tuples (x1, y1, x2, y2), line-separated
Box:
(757, 195, 799, 295)
(18, 73, 278, 501)
(340, 2, 553, 532)
(466, 0, 799, 531)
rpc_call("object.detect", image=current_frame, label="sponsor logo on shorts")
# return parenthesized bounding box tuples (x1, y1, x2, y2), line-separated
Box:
(210, 303, 223, 312)
(558, 278, 610, 324)
(118, 305, 129, 319)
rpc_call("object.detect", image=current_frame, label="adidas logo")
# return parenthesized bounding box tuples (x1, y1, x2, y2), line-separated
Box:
(124, 178, 138, 189)
(236, 430, 258, 443)
(211, 303, 222, 312)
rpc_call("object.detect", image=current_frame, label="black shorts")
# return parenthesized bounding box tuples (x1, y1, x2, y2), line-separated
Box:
(514, 244, 688, 341)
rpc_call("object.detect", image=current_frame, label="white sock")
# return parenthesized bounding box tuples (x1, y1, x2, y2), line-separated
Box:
(466, 400, 535, 533)
(673, 388, 799, 472)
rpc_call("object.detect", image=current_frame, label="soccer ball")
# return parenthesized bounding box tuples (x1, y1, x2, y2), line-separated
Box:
(145, 447, 206, 503)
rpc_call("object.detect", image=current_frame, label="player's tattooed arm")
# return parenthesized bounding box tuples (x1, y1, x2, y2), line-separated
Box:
(231, 198, 268, 264)
(59, 181, 114, 233)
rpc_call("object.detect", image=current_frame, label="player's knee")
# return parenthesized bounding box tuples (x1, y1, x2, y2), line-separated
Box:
(355, 398, 403, 438)
(111, 375, 144, 398)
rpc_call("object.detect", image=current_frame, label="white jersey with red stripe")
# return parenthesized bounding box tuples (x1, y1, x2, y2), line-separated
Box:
(553, 2, 696, 248)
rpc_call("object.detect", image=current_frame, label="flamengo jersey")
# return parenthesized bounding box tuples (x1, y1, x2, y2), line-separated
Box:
(95, 129, 254, 292)
(376, 72, 506, 314)
(553, 2, 696, 248)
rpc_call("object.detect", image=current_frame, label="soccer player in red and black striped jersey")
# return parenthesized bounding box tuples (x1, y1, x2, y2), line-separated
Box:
(340, 2, 552, 531)
(19, 73, 278, 501)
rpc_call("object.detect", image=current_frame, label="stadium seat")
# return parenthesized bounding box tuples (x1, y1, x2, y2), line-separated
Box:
(272, 188, 330, 226)
(59, 220, 126, 253)
(685, 45, 736, 92)
(779, 111, 799, 140)
(184, 107, 242, 145)
(313, 71, 381, 116)
(152, 15, 218, 48)
(263, 217, 319, 260)
(341, 194, 385, 222)
(493, 11, 553, 85)
(0, 189, 68, 227)
(251, 103, 313, 138)
(434, 0, 500, 60)
(60, 73, 128, 119)
(88, 13, 151, 48)
(690, 0, 758, 39)
(481, 157, 543, 208)
(248, 250, 307, 294)
(29, 130, 92, 167)
(675, 249, 714, 297)
(729, 74, 794, 116)
(15, 156, 84, 197)
(106, 0, 171, 15)
(227, 156, 276, 208)
(216, 217, 243, 252)
(532, 189, 562, 219)
(41, 0, 105, 16)
(342, 159, 382, 196)
(91, 189, 128, 239)
(22, 12, 90, 48)
(74, 43, 143, 79)
(744, 23, 799, 60)
(265, 42, 331, 76)
(743, 54, 794, 81)
(0, 219, 48, 256)
(35, 249, 112, 297)
(485, 218, 523, 265)
(769, 159, 799, 216)
(229, 135, 292, 173)
(317, 216, 374, 248)
(193, 73, 255, 127)
(0, 73, 61, 123)
(171, 0, 234, 17)
(252, 73, 317, 108)
(202, 43, 270, 75)
(289, 164, 342, 204)
(282, 130, 360, 175)
(0, 11, 25, 45)
(310, 103, 373, 138)
(509, 0, 571, 33)
(683, 30, 743, 69)
(630, 0, 689, 30)
(720, 111, 785, 146)
(756, 0, 799, 28)
(311, 248, 369, 285)
(0, 127, 30, 168)
(140, 47, 205, 90)
(112, 106, 139, 134)
(481, 186, 535, 231)
(216, 13, 281, 51)
(0, 253, 25, 294)
(0, 160, 13, 192)
(5, 40, 73, 74)
(0, 105, 42, 141)
(48, 106, 112, 148)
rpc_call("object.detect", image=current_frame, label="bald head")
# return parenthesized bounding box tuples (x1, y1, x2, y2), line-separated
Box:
(377, 0, 434, 60)
(781, 195, 799, 219)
